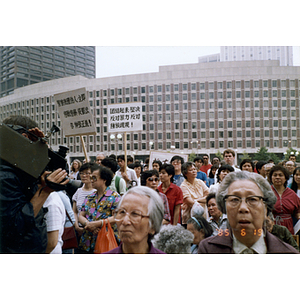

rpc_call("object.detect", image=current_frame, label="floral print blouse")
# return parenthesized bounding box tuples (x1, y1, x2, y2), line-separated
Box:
(79, 187, 120, 252)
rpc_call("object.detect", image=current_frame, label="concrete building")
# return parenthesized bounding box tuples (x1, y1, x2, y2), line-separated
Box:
(0, 59, 299, 163)
(0, 46, 96, 98)
(220, 46, 293, 66)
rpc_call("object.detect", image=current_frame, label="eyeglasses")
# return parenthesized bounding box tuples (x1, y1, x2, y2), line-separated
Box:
(114, 209, 149, 224)
(224, 195, 265, 208)
(147, 177, 159, 182)
(80, 172, 91, 176)
(90, 175, 99, 182)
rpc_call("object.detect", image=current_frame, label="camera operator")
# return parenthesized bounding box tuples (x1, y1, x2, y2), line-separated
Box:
(0, 115, 69, 253)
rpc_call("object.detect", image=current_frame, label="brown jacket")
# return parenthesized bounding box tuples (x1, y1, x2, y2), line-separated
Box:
(198, 231, 299, 254)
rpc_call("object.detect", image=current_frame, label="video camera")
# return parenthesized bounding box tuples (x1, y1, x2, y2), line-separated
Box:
(0, 123, 82, 192)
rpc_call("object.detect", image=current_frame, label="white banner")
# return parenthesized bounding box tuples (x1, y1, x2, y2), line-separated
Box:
(148, 151, 189, 170)
(54, 88, 96, 137)
(108, 102, 143, 133)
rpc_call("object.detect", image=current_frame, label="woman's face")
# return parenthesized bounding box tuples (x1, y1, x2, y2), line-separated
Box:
(271, 170, 286, 187)
(186, 165, 197, 181)
(73, 161, 79, 171)
(116, 193, 153, 246)
(134, 166, 142, 177)
(187, 223, 205, 245)
(146, 176, 159, 190)
(226, 180, 265, 245)
(207, 198, 222, 219)
(90, 170, 107, 191)
(242, 163, 253, 172)
(211, 168, 217, 176)
(80, 168, 91, 184)
(219, 170, 230, 182)
(294, 170, 300, 186)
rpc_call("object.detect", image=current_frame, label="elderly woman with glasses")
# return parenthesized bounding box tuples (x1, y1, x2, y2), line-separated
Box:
(78, 164, 120, 253)
(104, 186, 165, 254)
(198, 171, 299, 253)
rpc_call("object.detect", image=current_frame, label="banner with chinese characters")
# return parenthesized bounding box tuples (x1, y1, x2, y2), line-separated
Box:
(54, 88, 96, 137)
(108, 102, 143, 133)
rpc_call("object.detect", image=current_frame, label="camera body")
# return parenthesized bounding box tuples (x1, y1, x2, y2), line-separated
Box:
(0, 123, 82, 192)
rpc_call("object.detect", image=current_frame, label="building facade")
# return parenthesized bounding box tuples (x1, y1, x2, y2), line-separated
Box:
(0, 60, 299, 163)
(0, 46, 96, 98)
(220, 46, 293, 66)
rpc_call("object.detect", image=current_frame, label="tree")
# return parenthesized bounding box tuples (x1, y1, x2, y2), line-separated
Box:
(215, 150, 223, 161)
(253, 147, 269, 162)
(240, 151, 251, 161)
(189, 152, 197, 162)
(284, 147, 300, 162)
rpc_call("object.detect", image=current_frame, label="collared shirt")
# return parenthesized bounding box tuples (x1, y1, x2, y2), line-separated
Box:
(116, 167, 139, 188)
(173, 174, 185, 187)
(196, 171, 209, 187)
(208, 214, 228, 236)
(232, 233, 267, 254)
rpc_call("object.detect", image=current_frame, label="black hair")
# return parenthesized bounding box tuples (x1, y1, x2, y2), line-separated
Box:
(290, 167, 300, 193)
(255, 161, 267, 174)
(79, 162, 94, 172)
(240, 159, 254, 171)
(170, 155, 184, 164)
(268, 165, 289, 187)
(117, 155, 125, 161)
(193, 156, 203, 163)
(160, 163, 175, 183)
(216, 164, 234, 182)
(141, 169, 159, 186)
(208, 165, 218, 179)
(206, 193, 216, 206)
(101, 157, 118, 173)
(90, 164, 114, 187)
(187, 215, 213, 237)
(152, 160, 162, 168)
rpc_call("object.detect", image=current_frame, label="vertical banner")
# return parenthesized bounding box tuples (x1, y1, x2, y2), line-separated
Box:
(54, 87, 97, 137)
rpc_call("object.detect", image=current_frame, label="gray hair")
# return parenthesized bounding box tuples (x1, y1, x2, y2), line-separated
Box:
(118, 186, 164, 236)
(181, 161, 196, 179)
(152, 224, 194, 254)
(216, 171, 277, 215)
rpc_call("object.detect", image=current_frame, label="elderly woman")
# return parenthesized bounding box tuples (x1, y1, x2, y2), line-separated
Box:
(198, 171, 299, 253)
(180, 162, 209, 225)
(269, 165, 300, 234)
(104, 186, 165, 254)
(78, 164, 120, 253)
(187, 213, 213, 253)
(152, 224, 194, 254)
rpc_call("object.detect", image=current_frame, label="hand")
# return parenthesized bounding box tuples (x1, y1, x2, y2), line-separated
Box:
(85, 221, 101, 232)
(75, 225, 84, 235)
(121, 172, 130, 183)
(27, 127, 45, 141)
(40, 168, 69, 190)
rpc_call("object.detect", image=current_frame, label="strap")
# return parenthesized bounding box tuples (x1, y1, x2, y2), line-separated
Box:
(65, 210, 74, 226)
(115, 175, 120, 193)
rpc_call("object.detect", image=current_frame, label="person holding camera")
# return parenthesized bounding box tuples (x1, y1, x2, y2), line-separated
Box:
(0, 115, 69, 253)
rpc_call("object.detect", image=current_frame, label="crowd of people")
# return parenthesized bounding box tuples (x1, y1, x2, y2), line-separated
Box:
(1, 115, 300, 254)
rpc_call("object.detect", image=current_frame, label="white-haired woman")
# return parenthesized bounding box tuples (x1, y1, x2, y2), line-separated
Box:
(104, 186, 165, 254)
(198, 172, 299, 254)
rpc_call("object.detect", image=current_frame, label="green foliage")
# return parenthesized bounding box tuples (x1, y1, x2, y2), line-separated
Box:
(253, 147, 280, 164)
(284, 148, 300, 162)
(189, 152, 197, 162)
(215, 150, 223, 161)
(240, 151, 251, 160)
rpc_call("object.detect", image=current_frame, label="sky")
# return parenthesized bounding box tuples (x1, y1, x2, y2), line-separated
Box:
(95, 46, 300, 78)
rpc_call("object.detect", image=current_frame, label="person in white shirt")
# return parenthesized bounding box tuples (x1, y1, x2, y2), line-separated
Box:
(116, 155, 138, 188)
(43, 192, 66, 254)
(223, 149, 241, 172)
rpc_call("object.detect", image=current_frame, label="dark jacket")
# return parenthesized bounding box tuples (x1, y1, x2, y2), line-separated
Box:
(198, 231, 299, 254)
(0, 161, 48, 253)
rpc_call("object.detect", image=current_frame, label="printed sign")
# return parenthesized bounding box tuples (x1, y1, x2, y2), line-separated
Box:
(54, 88, 96, 137)
(148, 151, 189, 170)
(108, 102, 143, 133)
